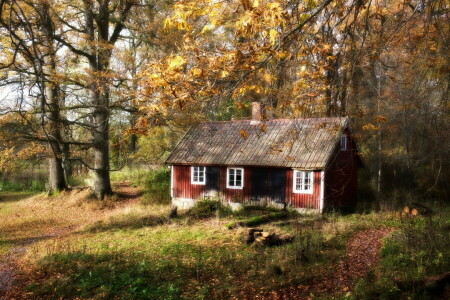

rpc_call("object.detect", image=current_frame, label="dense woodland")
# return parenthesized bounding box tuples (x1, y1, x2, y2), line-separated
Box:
(0, 1, 449, 299)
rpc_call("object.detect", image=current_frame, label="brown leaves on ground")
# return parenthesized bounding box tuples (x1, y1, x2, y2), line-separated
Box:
(257, 228, 394, 299)
(0, 183, 144, 299)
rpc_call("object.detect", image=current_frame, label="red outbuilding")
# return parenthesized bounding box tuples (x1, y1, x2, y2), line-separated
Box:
(166, 105, 363, 213)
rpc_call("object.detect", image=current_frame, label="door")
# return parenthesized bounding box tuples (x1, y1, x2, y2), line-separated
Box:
(206, 167, 220, 195)
(268, 169, 286, 203)
(251, 168, 268, 201)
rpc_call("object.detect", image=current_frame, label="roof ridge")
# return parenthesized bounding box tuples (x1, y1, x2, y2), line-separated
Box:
(201, 117, 347, 124)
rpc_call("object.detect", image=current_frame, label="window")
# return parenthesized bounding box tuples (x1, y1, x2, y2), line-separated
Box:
(293, 170, 313, 194)
(227, 167, 244, 189)
(191, 166, 205, 184)
(340, 134, 347, 150)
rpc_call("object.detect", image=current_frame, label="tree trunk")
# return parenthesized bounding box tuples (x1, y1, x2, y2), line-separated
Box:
(91, 87, 112, 199)
(41, 2, 67, 194)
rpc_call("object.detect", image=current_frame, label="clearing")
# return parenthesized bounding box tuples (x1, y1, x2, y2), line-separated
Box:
(1, 187, 448, 299)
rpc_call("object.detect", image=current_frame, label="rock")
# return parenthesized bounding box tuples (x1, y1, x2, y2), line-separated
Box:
(262, 232, 271, 238)
(168, 206, 178, 219)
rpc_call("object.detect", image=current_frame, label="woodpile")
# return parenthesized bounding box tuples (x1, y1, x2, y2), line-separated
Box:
(243, 228, 294, 246)
(400, 203, 433, 217)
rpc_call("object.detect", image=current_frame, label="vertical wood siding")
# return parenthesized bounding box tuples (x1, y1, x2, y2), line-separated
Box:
(324, 130, 361, 210)
(173, 165, 205, 199)
(220, 167, 252, 202)
(286, 170, 321, 209)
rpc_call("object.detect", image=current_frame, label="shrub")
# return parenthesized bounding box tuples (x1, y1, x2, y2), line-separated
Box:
(0, 179, 46, 192)
(187, 199, 232, 219)
(141, 168, 171, 205)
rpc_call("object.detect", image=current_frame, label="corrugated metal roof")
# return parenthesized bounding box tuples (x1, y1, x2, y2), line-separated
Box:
(165, 117, 348, 169)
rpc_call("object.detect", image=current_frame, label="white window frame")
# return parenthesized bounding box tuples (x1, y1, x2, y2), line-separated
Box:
(340, 134, 347, 150)
(226, 167, 244, 189)
(293, 170, 314, 194)
(191, 166, 206, 185)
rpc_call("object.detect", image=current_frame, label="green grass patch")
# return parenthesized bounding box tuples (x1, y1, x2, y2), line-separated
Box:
(24, 212, 356, 299)
(0, 179, 45, 192)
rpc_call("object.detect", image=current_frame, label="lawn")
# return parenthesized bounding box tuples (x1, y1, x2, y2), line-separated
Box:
(1, 188, 449, 299)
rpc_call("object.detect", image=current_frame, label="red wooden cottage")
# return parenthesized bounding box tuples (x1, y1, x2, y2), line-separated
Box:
(165, 106, 363, 213)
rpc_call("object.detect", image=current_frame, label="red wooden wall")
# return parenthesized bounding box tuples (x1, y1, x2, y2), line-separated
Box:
(172, 165, 323, 209)
(285, 170, 321, 209)
(323, 130, 361, 210)
(172, 165, 205, 199)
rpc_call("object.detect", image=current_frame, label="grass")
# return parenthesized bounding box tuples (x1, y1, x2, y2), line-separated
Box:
(1, 187, 449, 299)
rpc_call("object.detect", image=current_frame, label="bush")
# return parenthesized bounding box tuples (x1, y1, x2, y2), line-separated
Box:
(187, 200, 232, 219)
(141, 168, 171, 205)
(0, 179, 46, 192)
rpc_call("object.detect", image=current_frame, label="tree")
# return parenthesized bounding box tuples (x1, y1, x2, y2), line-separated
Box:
(0, 0, 67, 193)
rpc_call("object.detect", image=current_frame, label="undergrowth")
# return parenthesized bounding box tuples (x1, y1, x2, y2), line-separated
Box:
(110, 167, 171, 205)
(353, 213, 450, 299)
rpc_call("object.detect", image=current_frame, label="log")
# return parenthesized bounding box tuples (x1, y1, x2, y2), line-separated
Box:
(395, 272, 450, 296)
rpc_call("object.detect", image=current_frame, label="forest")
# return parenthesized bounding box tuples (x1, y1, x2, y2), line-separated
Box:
(0, 0, 449, 299)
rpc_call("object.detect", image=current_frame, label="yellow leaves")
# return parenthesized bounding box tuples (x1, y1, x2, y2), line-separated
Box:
(260, 123, 267, 132)
(201, 24, 215, 34)
(262, 72, 273, 83)
(239, 129, 248, 139)
(191, 67, 203, 77)
(167, 55, 186, 71)
(363, 123, 379, 131)
(266, 2, 281, 10)
(0, 147, 15, 171)
(269, 29, 278, 45)
(374, 115, 387, 123)
(220, 70, 229, 78)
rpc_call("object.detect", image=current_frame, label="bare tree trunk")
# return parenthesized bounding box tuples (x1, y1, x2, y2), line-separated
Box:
(41, 2, 67, 193)
(91, 86, 112, 199)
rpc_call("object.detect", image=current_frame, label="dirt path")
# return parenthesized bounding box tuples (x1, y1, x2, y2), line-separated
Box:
(0, 184, 143, 299)
(261, 228, 394, 299)
(0, 226, 76, 299)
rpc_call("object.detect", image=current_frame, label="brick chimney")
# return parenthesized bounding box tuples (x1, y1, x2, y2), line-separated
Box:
(251, 102, 264, 122)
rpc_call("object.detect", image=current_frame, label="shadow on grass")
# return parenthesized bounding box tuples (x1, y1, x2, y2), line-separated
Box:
(114, 190, 144, 200)
(0, 235, 60, 248)
(27, 251, 183, 300)
(85, 214, 166, 233)
(0, 192, 35, 203)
